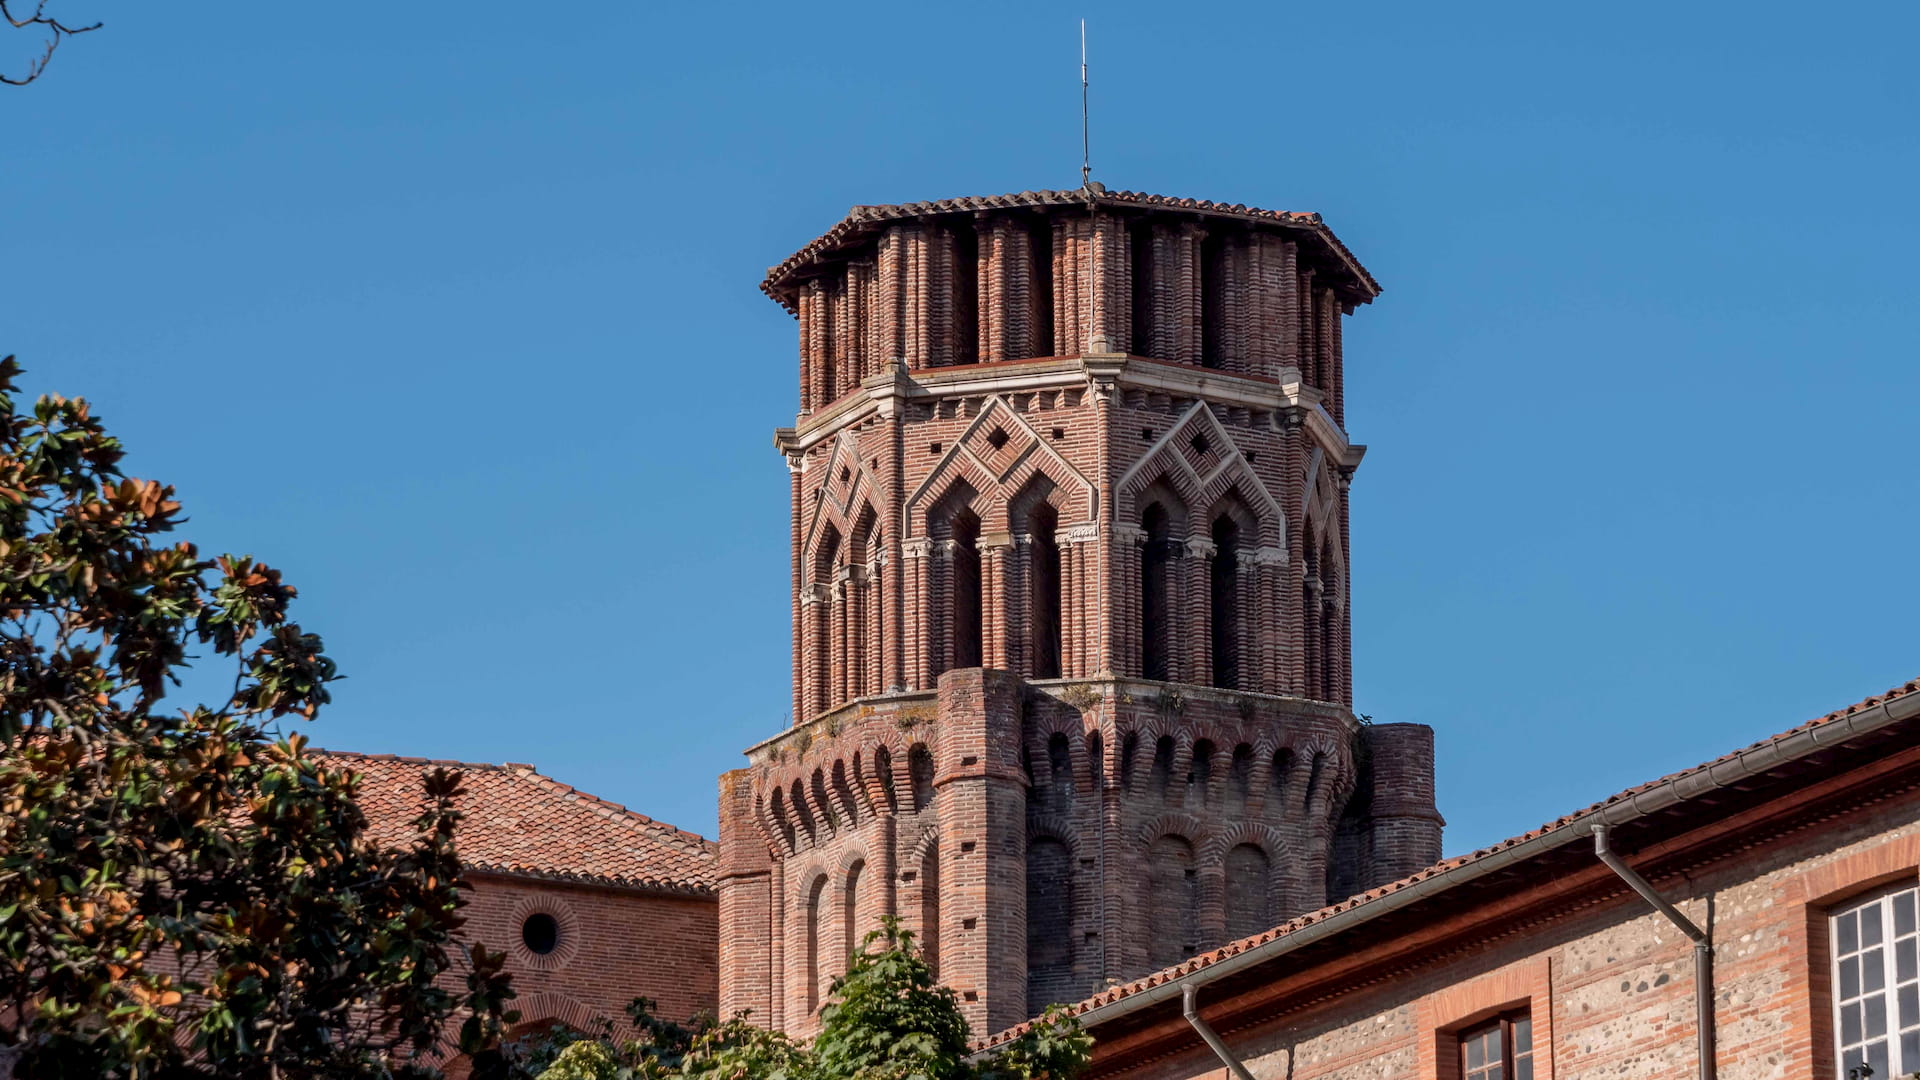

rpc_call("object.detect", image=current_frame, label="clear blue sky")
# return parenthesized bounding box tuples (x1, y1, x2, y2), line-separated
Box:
(6, 2, 1915, 858)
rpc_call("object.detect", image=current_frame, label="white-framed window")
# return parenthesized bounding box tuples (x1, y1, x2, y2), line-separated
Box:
(1833, 884, 1920, 1077)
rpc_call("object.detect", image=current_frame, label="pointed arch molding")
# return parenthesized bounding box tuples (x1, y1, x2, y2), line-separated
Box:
(1301, 447, 1345, 579)
(904, 395, 1097, 539)
(1116, 401, 1288, 552)
(803, 429, 886, 579)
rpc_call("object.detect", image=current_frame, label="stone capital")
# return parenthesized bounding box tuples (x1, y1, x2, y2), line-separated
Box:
(903, 538, 935, 559)
(1063, 522, 1100, 544)
(1185, 537, 1219, 560)
(1114, 524, 1149, 545)
(1246, 545, 1288, 567)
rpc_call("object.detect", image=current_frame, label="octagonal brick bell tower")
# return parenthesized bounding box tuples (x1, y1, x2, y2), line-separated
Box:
(716, 185, 1443, 1038)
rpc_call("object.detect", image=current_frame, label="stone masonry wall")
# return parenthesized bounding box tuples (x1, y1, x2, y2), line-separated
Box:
(1088, 785, 1920, 1080)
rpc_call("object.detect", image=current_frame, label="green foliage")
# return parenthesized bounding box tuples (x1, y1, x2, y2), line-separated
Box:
(520, 920, 1089, 1080)
(0, 359, 518, 1077)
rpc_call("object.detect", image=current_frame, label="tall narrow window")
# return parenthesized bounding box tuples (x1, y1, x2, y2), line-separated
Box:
(1834, 885, 1920, 1077)
(805, 875, 829, 1016)
(952, 510, 983, 668)
(1224, 844, 1271, 941)
(1031, 504, 1062, 678)
(1200, 232, 1226, 369)
(1141, 504, 1171, 680)
(1210, 514, 1241, 689)
(1459, 1011, 1533, 1080)
(1028, 218, 1054, 359)
(952, 223, 979, 366)
(1131, 221, 1156, 357)
(843, 861, 865, 966)
(919, 842, 940, 979)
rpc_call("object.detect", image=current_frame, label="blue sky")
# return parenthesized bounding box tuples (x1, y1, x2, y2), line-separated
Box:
(5, 2, 1914, 857)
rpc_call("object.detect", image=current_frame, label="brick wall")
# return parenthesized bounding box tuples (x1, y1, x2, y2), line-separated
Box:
(1074, 760, 1920, 1080)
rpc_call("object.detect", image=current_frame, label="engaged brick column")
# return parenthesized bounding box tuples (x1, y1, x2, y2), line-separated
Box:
(978, 214, 1034, 362)
(1248, 234, 1297, 381)
(1358, 723, 1444, 886)
(717, 770, 774, 1022)
(1185, 535, 1217, 687)
(933, 668, 1029, 1036)
(979, 533, 1012, 671)
(904, 539, 932, 690)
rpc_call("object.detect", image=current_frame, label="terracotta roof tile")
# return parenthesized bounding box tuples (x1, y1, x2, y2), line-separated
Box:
(760, 186, 1381, 313)
(318, 750, 717, 894)
(977, 676, 1920, 1048)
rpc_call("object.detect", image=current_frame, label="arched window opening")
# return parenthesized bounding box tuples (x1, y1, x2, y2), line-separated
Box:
(771, 789, 796, 851)
(872, 746, 896, 814)
(952, 223, 979, 366)
(1141, 504, 1172, 680)
(1190, 739, 1216, 803)
(1230, 744, 1254, 806)
(805, 874, 829, 1016)
(814, 527, 843, 717)
(1028, 218, 1055, 359)
(1210, 515, 1241, 689)
(1151, 735, 1176, 798)
(1272, 748, 1295, 803)
(1200, 231, 1227, 369)
(1302, 543, 1320, 699)
(1318, 542, 1340, 702)
(1047, 732, 1072, 810)
(952, 510, 983, 670)
(1305, 751, 1329, 810)
(843, 860, 865, 966)
(830, 761, 859, 829)
(1147, 835, 1199, 969)
(1119, 732, 1139, 791)
(1224, 844, 1272, 940)
(1131, 220, 1157, 357)
(1030, 504, 1062, 678)
(1026, 837, 1074, 1015)
(909, 744, 935, 812)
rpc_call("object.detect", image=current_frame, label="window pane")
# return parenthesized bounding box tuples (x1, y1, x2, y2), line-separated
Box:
(1845, 1044, 1865, 1072)
(1514, 1016, 1532, 1054)
(1868, 994, 1889, 1039)
(1903, 1030, 1920, 1072)
(1844, 1001, 1863, 1044)
(1865, 904, 1885, 948)
(1902, 938, 1918, 985)
(1466, 1033, 1485, 1068)
(1867, 949, 1887, 994)
(1514, 1060, 1532, 1080)
(1868, 1039, 1890, 1078)
(1901, 983, 1919, 1029)
(1898, 890, 1917, 937)
(1843, 956, 1862, 1000)
(1841, 910, 1861, 955)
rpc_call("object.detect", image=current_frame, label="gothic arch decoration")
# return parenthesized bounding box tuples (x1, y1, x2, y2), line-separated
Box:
(803, 429, 886, 565)
(1116, 401, 1287, 551)
(1299, 446, 1346, 583)
(904, 395, 1097, 538)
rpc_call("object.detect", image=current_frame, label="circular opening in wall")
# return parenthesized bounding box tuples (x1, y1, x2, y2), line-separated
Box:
(521, 913, 560, 956)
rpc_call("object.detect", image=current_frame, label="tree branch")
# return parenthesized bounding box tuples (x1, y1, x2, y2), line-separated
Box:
(0, 0, 100, 86)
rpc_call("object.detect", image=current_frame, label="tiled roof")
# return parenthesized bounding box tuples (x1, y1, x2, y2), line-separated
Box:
(979, 675, 1920, 1048)
(761, 185, 1382, 313)
(319, 750, 717, 894)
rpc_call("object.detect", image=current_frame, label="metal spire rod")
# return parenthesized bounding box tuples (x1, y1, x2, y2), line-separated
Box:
(1080, 19, 1090, 187)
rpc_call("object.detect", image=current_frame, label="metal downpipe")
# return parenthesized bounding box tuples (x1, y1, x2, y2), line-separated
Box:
(1183, 984, 1256, 1080)
(1593, 823, 1715, 1080)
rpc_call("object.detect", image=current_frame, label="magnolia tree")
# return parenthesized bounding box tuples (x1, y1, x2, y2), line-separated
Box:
(521, 921, 1091, 1080)
(0, 358, 519, 1078)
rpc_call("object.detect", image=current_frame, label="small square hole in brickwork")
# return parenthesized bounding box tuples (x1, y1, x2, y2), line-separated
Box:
(1184, 868, 1198, 879)
(964, 991, 979, 1002)
(963, 918, 978, 930)
(1189, 432, 1211, 455)
(961, 841, 977, 854)
(1141, 428, 1155, 441)
(900, 870, 917, 882)
(1052, 427, 1065, 440)
(1245, 451, 1258, 464)
(986, 426, 1009, 450)
(961, 755, 979, 767)
(840, 467, 850, 481)
(929, 443, 942, 455)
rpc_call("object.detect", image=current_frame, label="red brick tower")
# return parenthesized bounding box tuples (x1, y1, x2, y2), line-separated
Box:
(716, 186, 1442, 1037)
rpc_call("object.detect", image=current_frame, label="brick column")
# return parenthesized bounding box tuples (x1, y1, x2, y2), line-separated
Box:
(1336, 467, 1354, 705)
(1087, 211, 1131, 355)
(1113, 524, 1145, 678)
(933, 668, 1030, 1036)
(1248, 234, 1296, 381)
(1185, 535, 1217, 687)
(904, 539, 932, 690)
(717, 770, 774, 1022)
(1150, 221, 1203, 365)
(866, 556, 885, 697)
(1251, 545, 1285, 695)
(1279, 410, 1307, 694)
(790, 452, 805, 725)
(1236, 552, 1260, 695)
(833, 567, 852, 707)
(1206, 232, 1248, 373)
(1328, 296, 1345, 426)
(979, 532, 1013, 671)
(1296, 267, 1318, 388)
(978, 214, 1033, 362)
(1052, 216, 1088, 355)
